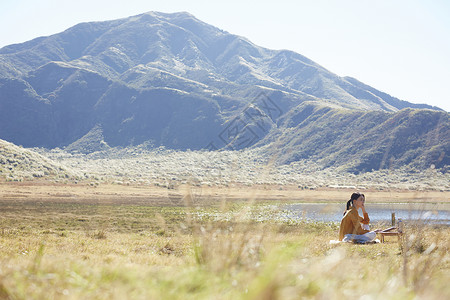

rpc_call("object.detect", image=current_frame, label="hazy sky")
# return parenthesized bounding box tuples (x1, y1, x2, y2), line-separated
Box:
(1, 0, 449, 111)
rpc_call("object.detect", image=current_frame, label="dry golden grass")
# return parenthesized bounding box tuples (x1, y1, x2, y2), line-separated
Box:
(1, 181, 449, 203)
(0, 182, 448, 299)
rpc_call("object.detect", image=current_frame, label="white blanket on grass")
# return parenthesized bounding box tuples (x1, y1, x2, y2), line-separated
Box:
(330, 231, 380, 244)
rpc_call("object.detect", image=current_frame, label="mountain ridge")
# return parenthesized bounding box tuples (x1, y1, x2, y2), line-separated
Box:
(0, 11, 447, 172)
(0, 11, 439, 110)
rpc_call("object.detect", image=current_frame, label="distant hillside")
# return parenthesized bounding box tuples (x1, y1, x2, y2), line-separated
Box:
(0, 11, 447, 172)
(258, 103, 449, 173)
(0, 139, 73, 180)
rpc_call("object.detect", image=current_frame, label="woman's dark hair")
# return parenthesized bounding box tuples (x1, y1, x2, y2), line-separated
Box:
(343, 192, 365, 215)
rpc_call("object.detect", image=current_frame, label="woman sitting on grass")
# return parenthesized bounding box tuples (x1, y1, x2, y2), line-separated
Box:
(339, 192, 379, 243)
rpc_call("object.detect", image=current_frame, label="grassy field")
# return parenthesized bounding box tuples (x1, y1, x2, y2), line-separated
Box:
(0, 182, 449, 299)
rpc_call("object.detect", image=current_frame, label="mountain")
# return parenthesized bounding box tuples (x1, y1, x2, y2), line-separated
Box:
(0, 11, 448, 172)
(259, 103, 449, 172)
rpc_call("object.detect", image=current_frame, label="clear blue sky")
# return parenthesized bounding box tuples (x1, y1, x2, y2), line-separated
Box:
(1, 0, 449, 111)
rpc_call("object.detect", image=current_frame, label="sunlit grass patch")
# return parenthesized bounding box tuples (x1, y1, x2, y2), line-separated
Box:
(0, 191, 449, 299)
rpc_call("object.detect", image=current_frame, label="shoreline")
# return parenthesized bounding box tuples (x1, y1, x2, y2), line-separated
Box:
(1, 181, 448, 204)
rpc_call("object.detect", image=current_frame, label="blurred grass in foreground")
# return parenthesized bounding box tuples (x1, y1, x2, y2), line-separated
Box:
(0, 190, 448, 299)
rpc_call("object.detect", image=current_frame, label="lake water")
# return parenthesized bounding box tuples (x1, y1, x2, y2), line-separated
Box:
(283, 202, 450, 225)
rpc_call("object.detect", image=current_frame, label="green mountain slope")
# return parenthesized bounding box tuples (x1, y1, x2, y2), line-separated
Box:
(260, 103, 449, 172)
